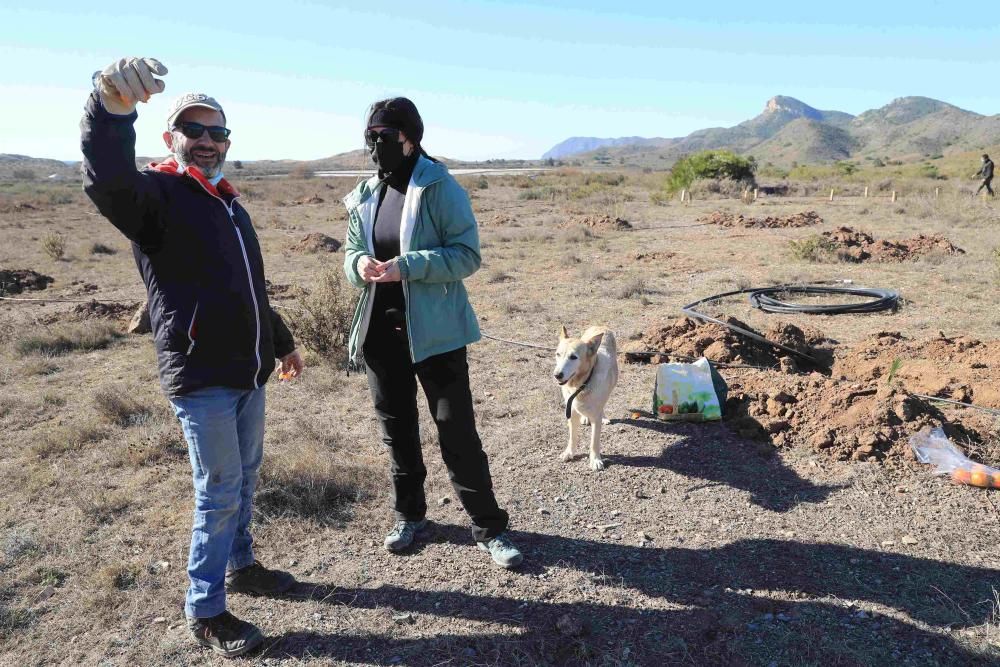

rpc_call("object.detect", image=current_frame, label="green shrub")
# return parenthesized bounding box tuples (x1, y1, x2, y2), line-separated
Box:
(788, 235, 839, 262)
(665, 150, 756, 194)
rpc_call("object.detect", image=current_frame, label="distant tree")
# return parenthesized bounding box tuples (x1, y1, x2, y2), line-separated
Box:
(545, 157, 555, 167)
(835, 161, 858, 176)
(665, 149, 756, 194)
(12, 168, 36, 180)
(233, 160, 244, 170)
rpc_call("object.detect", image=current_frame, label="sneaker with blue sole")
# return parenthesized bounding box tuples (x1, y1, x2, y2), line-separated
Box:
(384, 519, 428, 551)
(478, 532, 523, 568)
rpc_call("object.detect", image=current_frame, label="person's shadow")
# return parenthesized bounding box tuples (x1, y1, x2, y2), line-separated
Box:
(268, 525, 1000, 665)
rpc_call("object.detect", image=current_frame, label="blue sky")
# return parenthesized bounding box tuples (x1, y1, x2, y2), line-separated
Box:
(1, 1, 998, 162)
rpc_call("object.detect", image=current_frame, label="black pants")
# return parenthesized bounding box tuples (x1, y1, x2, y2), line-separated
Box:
(976, 178, 994, 196)
(363, 317, 508, 542)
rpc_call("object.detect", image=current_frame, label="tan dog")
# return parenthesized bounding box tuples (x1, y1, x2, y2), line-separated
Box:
(553, 326, 619, 470)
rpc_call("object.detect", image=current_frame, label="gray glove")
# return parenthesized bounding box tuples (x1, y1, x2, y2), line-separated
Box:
(95, 57, 168, 115)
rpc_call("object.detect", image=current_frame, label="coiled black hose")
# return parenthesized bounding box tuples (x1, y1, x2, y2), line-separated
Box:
(747, 285, 899, 315)
(681, 282, 899, 367)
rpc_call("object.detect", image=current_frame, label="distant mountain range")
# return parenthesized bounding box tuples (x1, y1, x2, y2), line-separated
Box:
(543, 95, 1000, 167)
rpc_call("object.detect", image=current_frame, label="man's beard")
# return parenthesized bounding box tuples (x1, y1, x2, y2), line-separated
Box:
(173, 138, 227, 179)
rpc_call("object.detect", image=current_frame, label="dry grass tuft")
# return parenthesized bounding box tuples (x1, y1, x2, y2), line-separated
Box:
(27, 420, 108, 459)
(615, 277, 648, 300)
(41, 233, 66, 260)
(92, 387, 157, 428)
(0, 604, 35, 641)
(21, 359, 60, 376)
(15, 322, 121, 356)
(257, 425, 379, 525)
(76, 488, 131, 525)
(115, 422, 186, 468)
(1, 528, 41, 564)
(485, 269, 514, 284)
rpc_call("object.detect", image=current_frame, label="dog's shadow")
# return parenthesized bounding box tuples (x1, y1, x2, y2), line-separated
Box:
(608, 417, 841, 512)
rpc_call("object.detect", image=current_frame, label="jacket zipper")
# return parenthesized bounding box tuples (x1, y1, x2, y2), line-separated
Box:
(190, 178, 263, 388)
(186, 302, 200, 355)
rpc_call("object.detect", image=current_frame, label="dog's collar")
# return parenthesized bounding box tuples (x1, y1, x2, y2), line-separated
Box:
(565, 366, 596, 420)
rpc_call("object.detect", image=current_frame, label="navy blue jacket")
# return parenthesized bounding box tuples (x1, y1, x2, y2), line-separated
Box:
(80, 91, 294, 396)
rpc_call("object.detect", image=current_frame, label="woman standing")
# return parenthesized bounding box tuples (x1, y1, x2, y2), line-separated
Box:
(342, 97, 522, 568)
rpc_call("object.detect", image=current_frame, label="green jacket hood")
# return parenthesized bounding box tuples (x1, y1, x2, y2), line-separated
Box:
(343, 155, 449, 209)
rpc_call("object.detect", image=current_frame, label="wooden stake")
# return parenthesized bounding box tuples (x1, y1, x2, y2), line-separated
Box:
(891, 190, 897, 203)
(829, 188, 835, 201)
(680, 189, 686, 203)
(935, 187, 940, 198)
(864, 186, 869, 198)
(753, 188, 758, 201)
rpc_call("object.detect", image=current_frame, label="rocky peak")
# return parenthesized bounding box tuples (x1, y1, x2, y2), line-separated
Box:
(764, 96, 822, 119)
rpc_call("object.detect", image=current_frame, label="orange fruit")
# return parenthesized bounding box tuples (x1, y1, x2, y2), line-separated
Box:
(970, 470, 990, 487)
(951, 468, 972, 484)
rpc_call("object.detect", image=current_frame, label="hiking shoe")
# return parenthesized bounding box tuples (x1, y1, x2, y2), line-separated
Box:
(477, 532, 523, 569)
(225, 560, 295, 596)
(384, 519, 428, 551)
(187, 610, 263, 658)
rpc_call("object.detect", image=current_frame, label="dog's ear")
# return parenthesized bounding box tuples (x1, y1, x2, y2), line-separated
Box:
(586, 331, 604, 355)
(559, 325, 569, 340)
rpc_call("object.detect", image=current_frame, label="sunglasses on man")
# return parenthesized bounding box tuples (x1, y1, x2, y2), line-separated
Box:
(365, 127, 401, 148)
(173, 121, 231, 142)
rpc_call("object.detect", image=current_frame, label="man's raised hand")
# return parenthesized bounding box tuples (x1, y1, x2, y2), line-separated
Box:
(96, 57, 168, 115)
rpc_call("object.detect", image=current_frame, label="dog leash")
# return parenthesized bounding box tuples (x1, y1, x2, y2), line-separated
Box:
(564, 366, 596, 420)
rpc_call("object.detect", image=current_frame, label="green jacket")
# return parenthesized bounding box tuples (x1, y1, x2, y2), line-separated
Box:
(343, 155, 482, 364)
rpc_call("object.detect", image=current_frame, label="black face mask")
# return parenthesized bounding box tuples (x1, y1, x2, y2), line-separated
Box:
(371, 139, 406, 174)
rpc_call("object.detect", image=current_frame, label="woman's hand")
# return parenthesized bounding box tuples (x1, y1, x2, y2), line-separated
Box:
(371, 259, 401, 283)
(358, 255, 383, 282)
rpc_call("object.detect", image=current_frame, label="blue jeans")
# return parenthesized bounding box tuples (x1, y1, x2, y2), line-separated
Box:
(170, 386, 265, 618)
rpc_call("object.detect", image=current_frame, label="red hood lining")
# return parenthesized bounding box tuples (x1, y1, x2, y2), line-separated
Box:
(146, 157, 240, 200)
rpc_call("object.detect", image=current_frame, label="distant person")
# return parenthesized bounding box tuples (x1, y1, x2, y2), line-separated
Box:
(81, 56, 304, 659)
(342, 97, 522, 568)
(974, 153, 994, 197)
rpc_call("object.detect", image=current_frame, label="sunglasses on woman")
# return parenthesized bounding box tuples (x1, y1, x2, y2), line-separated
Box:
(173, 121, 231, 142)
(365, 127, 400, 148)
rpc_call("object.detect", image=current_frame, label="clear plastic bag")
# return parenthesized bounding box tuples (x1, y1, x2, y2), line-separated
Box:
(909, 427, 1000, 488)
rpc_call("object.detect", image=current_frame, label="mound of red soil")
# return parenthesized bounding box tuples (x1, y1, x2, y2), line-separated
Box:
(290, 233, 342, 253)
(721, 330, 1000, 463)
(70, 300, 138, 321)
(627, 316, 833, 369)
(821, 227, 964, 262)
(724, 373, 962, 462)
(564, 215, 632, 231)
(0, 268, 53, 295)
(700, 210, 822, 229)
(834, 331, 1000, 407)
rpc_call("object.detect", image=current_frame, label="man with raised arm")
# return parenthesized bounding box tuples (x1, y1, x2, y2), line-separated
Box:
(80, 56, 304, 659)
